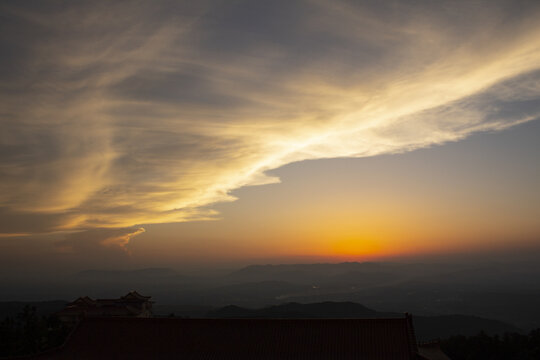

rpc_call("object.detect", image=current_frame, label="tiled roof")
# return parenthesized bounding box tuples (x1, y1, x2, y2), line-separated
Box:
(121, 291, 152, 300)
(58, 305, 142, 317)
(69, 296, 95, 306)
(56, 292, 152, 319)
(34, 317, 423, 360)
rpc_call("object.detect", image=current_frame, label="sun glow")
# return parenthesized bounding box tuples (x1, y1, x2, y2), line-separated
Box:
(1, 1, 540, 264)
(329, 236, 385, 258)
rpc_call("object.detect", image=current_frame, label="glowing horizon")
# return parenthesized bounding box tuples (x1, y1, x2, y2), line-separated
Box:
(1, 0, 540, 267)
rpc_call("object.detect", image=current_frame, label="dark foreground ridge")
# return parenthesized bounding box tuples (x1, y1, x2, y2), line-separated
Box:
(31, 315, 449, 360)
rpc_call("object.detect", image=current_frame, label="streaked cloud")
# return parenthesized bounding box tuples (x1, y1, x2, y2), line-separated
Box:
(55, 227, 146, 254)
(1, 0, 540, 234)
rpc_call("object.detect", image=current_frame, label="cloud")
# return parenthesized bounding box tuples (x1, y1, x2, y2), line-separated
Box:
(1, 0, 540, 234)
(100, 227, 146, 249)
(55, 227, 146, 254)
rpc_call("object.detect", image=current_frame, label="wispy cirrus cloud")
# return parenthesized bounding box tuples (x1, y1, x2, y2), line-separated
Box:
(1, 0, 540, 236)
(55, 227, 146, 254)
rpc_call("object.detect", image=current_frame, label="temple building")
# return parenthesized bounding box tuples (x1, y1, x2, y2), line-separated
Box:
(56, 291, 153, 325)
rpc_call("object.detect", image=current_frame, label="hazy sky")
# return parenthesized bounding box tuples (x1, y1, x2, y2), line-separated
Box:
(1, 0, 540, 272)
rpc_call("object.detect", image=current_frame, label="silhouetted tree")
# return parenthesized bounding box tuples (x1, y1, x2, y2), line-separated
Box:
(441, 329, 540, 360)
(0, 306, 70, 357)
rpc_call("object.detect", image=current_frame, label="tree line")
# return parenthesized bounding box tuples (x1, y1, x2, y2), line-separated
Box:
(0, 306, 70, 358)
(441, 329, 540, 360)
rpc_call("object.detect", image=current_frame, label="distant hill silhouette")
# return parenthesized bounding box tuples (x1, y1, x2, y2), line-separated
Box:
(207, 301, 519, 340)
(208, 301, 387, 318)
(226, 261, 540, 292)
(226, 262, 404, 285)
(4, 261, 540, 332)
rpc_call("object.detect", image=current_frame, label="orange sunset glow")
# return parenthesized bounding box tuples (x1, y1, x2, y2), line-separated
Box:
(3, 3, 540, 358)
(0, 0, 538, 282)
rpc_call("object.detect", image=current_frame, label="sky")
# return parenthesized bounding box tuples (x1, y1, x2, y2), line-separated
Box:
(1, 0, 540, 274)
